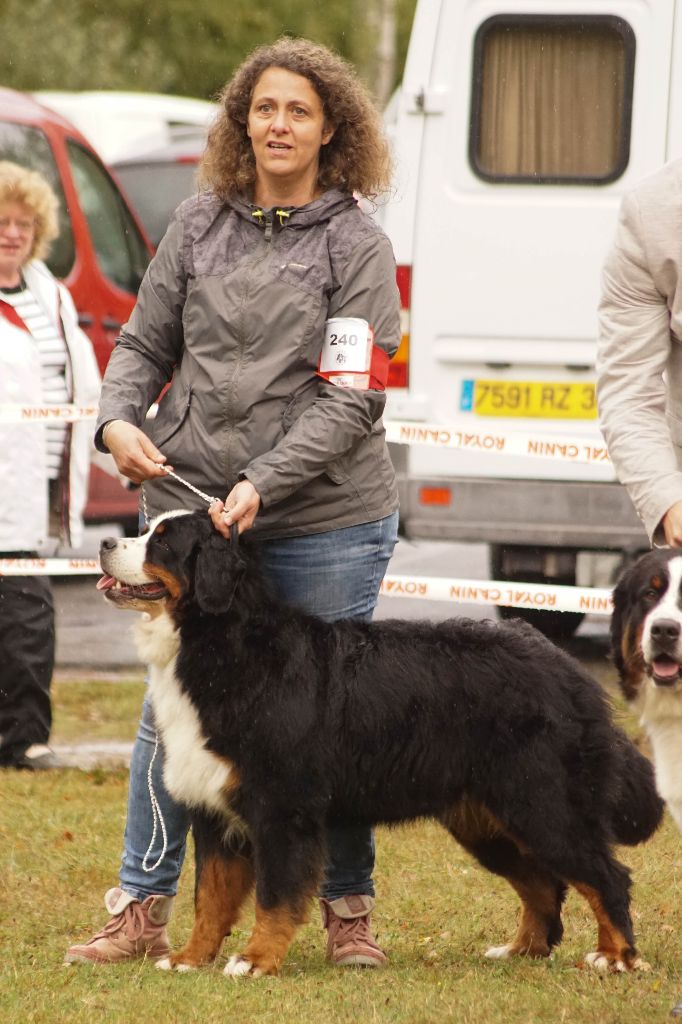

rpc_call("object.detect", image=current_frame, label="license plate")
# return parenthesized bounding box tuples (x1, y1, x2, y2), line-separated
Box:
(460, 379, 597, 419)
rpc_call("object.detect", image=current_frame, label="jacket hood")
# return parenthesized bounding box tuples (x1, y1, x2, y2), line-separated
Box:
(228, 188, 356, 231)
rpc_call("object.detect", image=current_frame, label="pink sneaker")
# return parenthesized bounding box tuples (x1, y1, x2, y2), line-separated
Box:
(320, 895, 387, 967)
(64, 887, 173, 964)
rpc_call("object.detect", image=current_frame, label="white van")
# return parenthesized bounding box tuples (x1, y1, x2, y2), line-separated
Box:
(379, 0, 679, 635)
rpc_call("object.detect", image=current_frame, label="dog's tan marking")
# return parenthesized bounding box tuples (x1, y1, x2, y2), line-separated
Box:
(168, 854, 255, 969)
(441, 796, 528, 851)
(572, 882, 637, 970)
(237, 901, 310, 976)
(443, 799, 560, 960)
(502, 878, 563, 958)
(620, 621, 645, 701)
(142, 562, 185, 602)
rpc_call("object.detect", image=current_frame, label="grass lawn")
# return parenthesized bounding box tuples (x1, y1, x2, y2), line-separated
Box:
(1, 679, 681, 1023)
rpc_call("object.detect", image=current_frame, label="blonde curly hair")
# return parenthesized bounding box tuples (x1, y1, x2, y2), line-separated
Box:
(0, 161, 59, 262)
(199, 37, 392, 201)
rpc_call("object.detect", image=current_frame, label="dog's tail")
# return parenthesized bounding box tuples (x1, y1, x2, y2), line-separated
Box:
(609, 729, 664, 845)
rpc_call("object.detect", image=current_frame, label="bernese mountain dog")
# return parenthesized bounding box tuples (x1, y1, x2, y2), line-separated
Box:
(97, 510, 662, 978)
(611, 548, 682, 833)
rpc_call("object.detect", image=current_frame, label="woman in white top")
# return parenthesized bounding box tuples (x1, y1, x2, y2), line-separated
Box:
(0, 160, 100, 770)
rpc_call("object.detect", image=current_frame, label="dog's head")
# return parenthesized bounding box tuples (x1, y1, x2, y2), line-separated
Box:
(611, 549, 682, 701)
(97, 510, 245, 617)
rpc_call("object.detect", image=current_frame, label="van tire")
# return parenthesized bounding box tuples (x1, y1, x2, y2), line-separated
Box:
(490, 545, 585, 640)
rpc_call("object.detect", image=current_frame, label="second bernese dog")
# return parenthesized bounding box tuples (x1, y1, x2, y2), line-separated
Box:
(97, 510, 663, 978)
(611, 547, 682, 833)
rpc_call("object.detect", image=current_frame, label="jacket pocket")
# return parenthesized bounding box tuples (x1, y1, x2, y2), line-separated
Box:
(149, 386, 192, 448)
(325, 454, 351, 485)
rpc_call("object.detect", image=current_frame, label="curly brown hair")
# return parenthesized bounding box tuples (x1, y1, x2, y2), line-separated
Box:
(199, 37, 392, 201)
(0, 160, 59, 262)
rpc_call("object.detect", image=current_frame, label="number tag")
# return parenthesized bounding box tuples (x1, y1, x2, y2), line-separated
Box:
(319, 318, 372, 375)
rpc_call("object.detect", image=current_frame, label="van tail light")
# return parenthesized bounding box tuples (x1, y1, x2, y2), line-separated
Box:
(388, 264, 411, 388)
(419, 486, 452, 507)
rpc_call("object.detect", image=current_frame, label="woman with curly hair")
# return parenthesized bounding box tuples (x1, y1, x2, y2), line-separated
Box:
(67, 36, 401, 971)
(0, 161, 100, 770)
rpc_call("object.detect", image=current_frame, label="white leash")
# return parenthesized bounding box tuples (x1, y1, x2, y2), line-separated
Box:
(141, 465, 220, 525)
(139, 466, 220, 869)
(142, 734, 169, 873)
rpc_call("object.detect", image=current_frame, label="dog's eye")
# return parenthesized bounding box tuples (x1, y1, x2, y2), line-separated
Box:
(643, 588, 660, 602)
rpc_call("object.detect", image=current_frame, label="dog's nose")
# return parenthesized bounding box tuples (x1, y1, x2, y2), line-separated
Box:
(100, 537, 119, 553)
(650, 618, 681, 643)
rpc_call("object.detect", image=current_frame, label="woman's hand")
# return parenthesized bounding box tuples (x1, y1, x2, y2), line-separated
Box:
(209, 480, 261, 537)
(663, 500, 682, 547)
(102, 420, 172, 484)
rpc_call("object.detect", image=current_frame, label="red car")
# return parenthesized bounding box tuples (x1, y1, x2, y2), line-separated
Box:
(0, 88, 154, 531)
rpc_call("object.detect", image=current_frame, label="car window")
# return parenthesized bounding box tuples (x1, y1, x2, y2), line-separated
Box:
(113, 162, 198, 246)
(0, 120, 76, 277)
(67, 140, 150, 293)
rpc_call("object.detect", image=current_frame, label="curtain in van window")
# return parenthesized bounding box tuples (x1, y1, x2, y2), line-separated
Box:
(478, 24, 627, 180)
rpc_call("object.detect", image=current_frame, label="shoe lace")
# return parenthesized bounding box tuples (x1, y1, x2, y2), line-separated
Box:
(94, 902, 147, 944)
(332, 913, 375, 948)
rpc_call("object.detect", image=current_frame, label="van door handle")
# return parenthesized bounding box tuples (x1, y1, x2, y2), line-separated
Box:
(78, 314, 94, 328)
(101, 317, 122, 332)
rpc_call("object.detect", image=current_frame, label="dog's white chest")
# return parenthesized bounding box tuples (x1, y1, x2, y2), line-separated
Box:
(135, 617, 233, 817)
(149, 660, 233, 816)
(636, 685, 682, 833)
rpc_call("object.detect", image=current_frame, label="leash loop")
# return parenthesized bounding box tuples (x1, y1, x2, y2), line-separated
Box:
(142, 733, 168, 873)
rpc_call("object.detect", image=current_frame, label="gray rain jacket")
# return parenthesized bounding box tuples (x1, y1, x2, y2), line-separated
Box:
(96, 188, 400, 537)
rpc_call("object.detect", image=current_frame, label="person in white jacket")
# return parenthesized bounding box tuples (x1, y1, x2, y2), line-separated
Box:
(0, 160, 100, 770)
(597, 158, 682, 547)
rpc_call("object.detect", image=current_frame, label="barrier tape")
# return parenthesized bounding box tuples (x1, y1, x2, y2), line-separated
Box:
(0, 558, 100, 576)
(0, 406, 610, 466)
(380, 574, 612, 615)
(0, 404, 98, 423)
(0, 558, 613, 616)
(384, 420, 611, 465)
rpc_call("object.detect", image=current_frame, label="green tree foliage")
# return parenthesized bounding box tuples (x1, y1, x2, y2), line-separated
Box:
(0, 0, 416, 103)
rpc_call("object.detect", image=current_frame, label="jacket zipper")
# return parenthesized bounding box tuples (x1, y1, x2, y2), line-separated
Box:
(226, 209, 276, 482)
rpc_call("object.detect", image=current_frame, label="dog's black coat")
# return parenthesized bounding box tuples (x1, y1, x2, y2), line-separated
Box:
(139, 513, 663, 969)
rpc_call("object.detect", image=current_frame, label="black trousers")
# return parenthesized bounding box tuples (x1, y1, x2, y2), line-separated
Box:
(0, 565, 55, 763)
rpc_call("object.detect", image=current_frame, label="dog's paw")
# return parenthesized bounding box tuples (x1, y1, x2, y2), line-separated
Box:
(485, 944, 513, 960)
(584, 950, 651, 973)
(155, 957, 196, 973)
(223, 955, 264, 979)
(584, 951, 627, 973)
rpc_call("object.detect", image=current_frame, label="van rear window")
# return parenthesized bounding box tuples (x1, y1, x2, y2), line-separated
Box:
(470, 15, 635, 184)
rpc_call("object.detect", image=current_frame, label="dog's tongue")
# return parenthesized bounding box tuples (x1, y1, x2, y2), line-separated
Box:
(96, 575, 117, 591)
(653, 658, 679, 679)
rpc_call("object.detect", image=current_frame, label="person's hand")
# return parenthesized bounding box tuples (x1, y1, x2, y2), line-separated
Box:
(102, 420, 171, 484)
(662, 500, 682, 547)
(209, 480, 261, 538)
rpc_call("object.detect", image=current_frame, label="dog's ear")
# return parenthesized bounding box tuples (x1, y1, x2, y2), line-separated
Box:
(610, 561, 636, 678)
(194, 529, 245, 614)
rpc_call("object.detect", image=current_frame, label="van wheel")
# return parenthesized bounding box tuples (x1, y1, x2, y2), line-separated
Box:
(490, 545, 585, 640)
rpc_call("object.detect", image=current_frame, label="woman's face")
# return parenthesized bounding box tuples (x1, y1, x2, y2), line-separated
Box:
(0, 200, 35, 278)
(247, 66, 333, 200)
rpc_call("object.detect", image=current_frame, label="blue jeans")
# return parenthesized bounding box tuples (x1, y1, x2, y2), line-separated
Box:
(120, 510, 399, 903)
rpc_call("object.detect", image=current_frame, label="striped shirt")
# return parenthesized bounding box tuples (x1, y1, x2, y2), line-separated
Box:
(0, 280, 69, 479)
